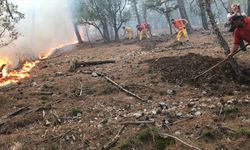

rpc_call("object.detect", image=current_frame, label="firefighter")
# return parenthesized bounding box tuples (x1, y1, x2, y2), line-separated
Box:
(171, 18, 189, 42)
(123, 26, 134, 40)
(227, 15, 250, 58)
(139, 23, 150, 40)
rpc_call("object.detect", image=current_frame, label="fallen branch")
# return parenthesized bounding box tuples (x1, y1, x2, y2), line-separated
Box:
(102, 125, 126, 150)
(158, 133, 201, 150)
(38, 128, 74, 144)
(69, 60, 115, 72)
(98, 73, 147, 103)
(0, 106, 29, 126)
(166, 117, 194, 126)
(24, 100, 61, 115)
(121, 120, 155, 125)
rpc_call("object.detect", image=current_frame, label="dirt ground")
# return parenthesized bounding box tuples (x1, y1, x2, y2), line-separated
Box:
(0, 30, 250, 150)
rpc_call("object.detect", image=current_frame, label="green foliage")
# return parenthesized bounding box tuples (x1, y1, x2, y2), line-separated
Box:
(71, 107, 82, 116)
(239, 129, 250, 138)
(223, 105, 238, 114)
(144, 0, 178, 14)
(155, 137, 175, 150)
(201, 127, 216, 138)
(120, 139, 132, 150)
(138, 128, 154, 142)
(119, 128, 175, 150)
(0, 0, 24, 47)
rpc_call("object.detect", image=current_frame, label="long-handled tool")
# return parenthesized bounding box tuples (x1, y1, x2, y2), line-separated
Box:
(194, 44, 249, 79)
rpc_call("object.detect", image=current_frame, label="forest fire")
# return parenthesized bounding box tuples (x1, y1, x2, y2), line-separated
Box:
(39, 40, 78, 59)
(0, 61, 39, 87)
(0, 40, 78, 87)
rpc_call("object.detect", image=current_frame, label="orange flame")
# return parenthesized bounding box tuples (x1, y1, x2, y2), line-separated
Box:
(39, 40, 78, 59)
(0, 61, 39, 87)
(0, 40, 78, 87)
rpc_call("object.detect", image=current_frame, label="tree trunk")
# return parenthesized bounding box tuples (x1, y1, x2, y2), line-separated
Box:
(73, 23, 83, 44)
(132, 0, 141, 25)
(102, 21, 111, 42)
(204, 0, 242, 76)
(248, 0, 250, 16)
(198, 0, 209, 30)
(165, 13, 173, 35)
(142, 5, 148, 23)
(114, 28, 119, 41)
(177, 0, 193, 33)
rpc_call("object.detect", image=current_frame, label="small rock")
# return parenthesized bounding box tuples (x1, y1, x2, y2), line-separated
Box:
(167, 89, 176, 96)
(92, 72, 99, 77)
(159, 102, 168, 109)
(65, 135, 70, 141)
(202, 91, 207, 95)
(243, 100, 250, 104)
(97, 124, 103, 129)
(187, 102, 195, 108)
(45, 120, 51, 126)
(194, 111, 202, 116)
(72, 135, 76, 141)
(55, 72, 64, 76)
(151, 110, 157, 115)
(77, 113, 82, 118)
(227, 100, 233, 104)
(133, 112, 142, 118)
(208, 105, 216, 109)
(206, 98, 212, 102)
(174, 131, 181, 136)
(201, 103, 207, 107)
(191, 108, 197, 112)
(176, 112, 182, 117)
(32, 82, 37, 86)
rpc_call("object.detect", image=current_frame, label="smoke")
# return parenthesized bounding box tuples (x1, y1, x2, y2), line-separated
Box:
(0, 0, 77, 67)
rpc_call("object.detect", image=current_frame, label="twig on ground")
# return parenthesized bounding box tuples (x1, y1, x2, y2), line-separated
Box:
(158, 132, 201, 150)
(98, 73, 147, 103)
(121, 120, 155, 125)
(102, 125, 126, 150)
(79, 82, 83, 96)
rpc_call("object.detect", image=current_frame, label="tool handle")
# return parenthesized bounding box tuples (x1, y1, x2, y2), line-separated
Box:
(194, 44, 249, 79)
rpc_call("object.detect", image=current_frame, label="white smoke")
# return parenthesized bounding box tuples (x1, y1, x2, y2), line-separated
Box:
(0, 0, 77, 67)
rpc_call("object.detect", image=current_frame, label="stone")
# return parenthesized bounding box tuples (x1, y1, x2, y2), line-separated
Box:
(167, 89, 176, 96)
(174, 131, 181, 136)
(191, 108, 197, 112)
(208, 105, 216, 109)
(32, 82, 37, 86)
(45, 120, 51, 126)
(176, 112, 182, 117)
(202, 91, 207, 95)
(194, 111, 202, 116)
(55, 72, 64, 76)
(159, 102, 168, 109)
(187, 102, 195, 108)
(133, 112, 142, 118)
(97, 124, 103, 129)
(243, 100, 250, 104)
(92, 72, 99, 77)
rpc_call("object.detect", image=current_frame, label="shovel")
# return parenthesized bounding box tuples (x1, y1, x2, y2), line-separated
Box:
(194, 44, 249, 79)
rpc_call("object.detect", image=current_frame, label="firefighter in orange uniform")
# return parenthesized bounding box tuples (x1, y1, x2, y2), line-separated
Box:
(171, 18, 189, 42)
(139, 23, 150, 40)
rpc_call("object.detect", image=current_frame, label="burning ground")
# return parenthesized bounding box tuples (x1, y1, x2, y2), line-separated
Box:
(0, 31, 250, 150)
